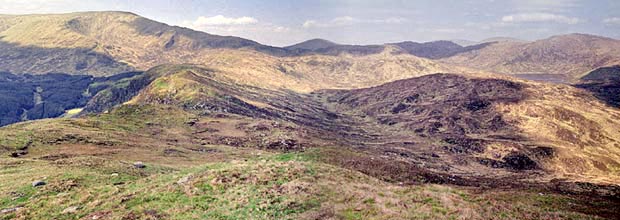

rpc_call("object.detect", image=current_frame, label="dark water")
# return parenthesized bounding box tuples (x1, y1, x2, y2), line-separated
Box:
(513, 74, 569, 84)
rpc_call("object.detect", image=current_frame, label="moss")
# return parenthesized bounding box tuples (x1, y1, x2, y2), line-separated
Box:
(339, 208, 363, 220)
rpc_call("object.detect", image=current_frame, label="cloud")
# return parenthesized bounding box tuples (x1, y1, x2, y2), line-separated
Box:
(302, 16, 407, 28)
(0, 0, 83, 14)
(182, 15, 296, 46)
(189, 15, 258, 27)
(510, 0, 581, 12)
(603, 17, 620, 25)
(418, 28, 465, 34)
(501, 13, 583, 24)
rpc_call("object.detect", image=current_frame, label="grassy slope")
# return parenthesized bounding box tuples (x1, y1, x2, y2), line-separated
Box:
(0, 104, 616, 219)
(1, 150, 606, 220)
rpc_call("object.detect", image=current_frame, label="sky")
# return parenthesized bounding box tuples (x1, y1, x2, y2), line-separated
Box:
(0, 0, 619, 46)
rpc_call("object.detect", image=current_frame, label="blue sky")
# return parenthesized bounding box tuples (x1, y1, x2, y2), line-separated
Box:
(1, 0, 619, 46)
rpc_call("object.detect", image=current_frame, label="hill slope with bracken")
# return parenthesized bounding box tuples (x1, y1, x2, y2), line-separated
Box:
(441, 34, 620, 80)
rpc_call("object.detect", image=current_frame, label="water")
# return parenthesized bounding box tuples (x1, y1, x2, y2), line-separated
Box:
(513, 74, 569, 84)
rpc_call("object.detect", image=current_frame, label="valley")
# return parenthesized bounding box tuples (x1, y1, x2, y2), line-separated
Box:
(0, 71, 140, 126)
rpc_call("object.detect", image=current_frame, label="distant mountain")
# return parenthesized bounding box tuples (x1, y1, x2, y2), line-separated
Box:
(452, 37, 528, 46)
(285, 39, 386, 56)
(0, 11, 287, 76)
(441, 33, 620, 80)
(284, 38, 339, 51)
(479, 37, 528, 44)
(389, 40, 492, 59)
(0, 11, 461, 76)
(284, 39, 493, 59)
(450, 39, 478, 47)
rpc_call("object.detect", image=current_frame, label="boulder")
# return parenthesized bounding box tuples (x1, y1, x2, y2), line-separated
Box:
(0, 206, 22, 214)
(133, 162, 146, 169)
(61, 206, 80, 214)
(32, 180, 46, 187)
(177, 174, 193, 185)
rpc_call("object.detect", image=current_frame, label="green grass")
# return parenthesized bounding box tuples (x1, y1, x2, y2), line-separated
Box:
(0, 105, 610, 220)
(0, 150, 608, 220)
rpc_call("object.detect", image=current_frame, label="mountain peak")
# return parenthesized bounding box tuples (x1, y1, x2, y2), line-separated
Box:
(285, 38, 340, 51)
(546, 33, 617, 42)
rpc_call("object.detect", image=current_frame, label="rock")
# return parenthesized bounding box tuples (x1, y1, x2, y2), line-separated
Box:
(61, 206, 80, 214)
(266, 139, 302, 151)
(177, 174, 193, 185)
(32, 180, 46, 187)
(9, 150, 28, 158)
(502, 153, 538, 170)
(133, 162, 146, 169)
(0, 206, 22, 214)
(186, 118, 199, 126)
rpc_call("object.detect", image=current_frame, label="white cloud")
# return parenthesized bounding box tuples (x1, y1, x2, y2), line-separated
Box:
(501, 13, 583, 24)
(417, 27, 465, 34)
(182, 15, 297, 46)
(603, 17, 620, 25)
(189, 15, 258, 27)
(302, 16, 407, 28)
(511, 0, 581, 12)
(0, 0, 83, 14)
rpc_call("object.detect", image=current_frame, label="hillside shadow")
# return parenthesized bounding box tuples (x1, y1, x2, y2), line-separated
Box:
(0, 41, 134, 76)
(575, 81, 620, 107)
(574, 66, 620, 107)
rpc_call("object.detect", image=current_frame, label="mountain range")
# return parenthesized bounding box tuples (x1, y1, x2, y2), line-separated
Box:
(1, 11, 620, 219)
(4, 12, 620, 81)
